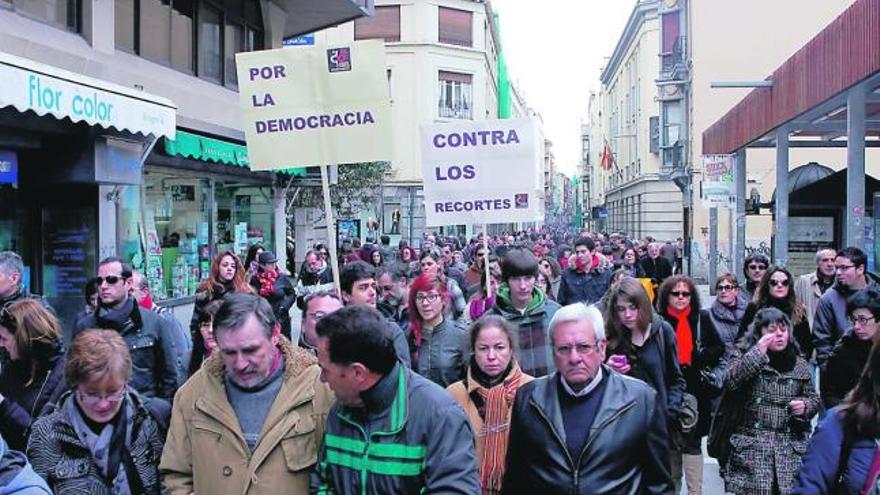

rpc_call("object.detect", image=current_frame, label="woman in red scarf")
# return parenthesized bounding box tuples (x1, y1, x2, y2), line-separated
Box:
(447, 315, 533, 495)
(657, 275, 707, 495)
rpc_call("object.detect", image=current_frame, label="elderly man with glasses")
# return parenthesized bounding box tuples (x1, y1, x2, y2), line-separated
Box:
(502, 303, 672, 494)
(813, 247, 880, 373)
(794, 248, 837, 328)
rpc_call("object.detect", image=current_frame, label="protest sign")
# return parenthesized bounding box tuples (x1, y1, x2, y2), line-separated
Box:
(420, 118, 540, 227)
(235, 40, 392, 170)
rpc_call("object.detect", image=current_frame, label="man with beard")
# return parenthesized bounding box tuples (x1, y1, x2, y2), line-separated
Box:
(376, 266, 409, 329)
(74, 257, 179, 400)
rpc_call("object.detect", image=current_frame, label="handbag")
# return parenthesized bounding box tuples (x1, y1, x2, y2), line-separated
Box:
(696, 311, 725, 398)
(707, 381, 749, 466)
(656, 321, 699, 434)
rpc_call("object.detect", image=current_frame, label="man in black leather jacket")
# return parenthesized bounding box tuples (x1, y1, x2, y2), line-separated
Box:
(502, 303, 673, 495)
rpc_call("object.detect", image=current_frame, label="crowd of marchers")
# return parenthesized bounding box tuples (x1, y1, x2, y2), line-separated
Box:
(0, 227, 879, 495)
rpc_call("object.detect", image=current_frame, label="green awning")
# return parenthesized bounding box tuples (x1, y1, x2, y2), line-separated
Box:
(164, 130, 306, 176)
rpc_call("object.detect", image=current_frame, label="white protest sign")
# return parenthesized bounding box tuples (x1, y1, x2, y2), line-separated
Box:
(702, 154, 735, 208)
(235, 40, 392, 170)
(421, 118, 540, 226)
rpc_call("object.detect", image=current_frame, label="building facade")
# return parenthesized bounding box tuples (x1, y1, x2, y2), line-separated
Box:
(586, 0, 683, 241)
(0, 0, 369, 331)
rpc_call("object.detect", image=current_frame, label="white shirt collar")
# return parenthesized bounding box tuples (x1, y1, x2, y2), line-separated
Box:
(560, 367, 604, 398)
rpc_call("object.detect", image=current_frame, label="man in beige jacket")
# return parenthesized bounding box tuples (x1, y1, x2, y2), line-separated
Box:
(794, 248, 836, 327)
(160, 293, 333, 494)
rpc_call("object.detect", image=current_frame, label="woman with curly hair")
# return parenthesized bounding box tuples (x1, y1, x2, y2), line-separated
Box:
(189, 250, 253, 372)
(737, 265, 812, 357)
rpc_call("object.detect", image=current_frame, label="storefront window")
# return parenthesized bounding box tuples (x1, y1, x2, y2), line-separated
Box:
(214, 181, 273, 260)
(143, 171, 211, 299)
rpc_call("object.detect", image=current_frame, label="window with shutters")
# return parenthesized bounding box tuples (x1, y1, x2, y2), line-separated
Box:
(438, 71, 473, 119)
(438, 7, 472, 47)
(355, 5, 400, 42)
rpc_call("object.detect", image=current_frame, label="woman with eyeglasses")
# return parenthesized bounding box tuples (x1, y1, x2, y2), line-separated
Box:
(657, 275, 718, 495)
(604, 277, 686, 439)
(721, 308, 819, 495)
(737, 265, 812, 357)
(190, 250, 254, 377)
(447, 316, 533, 495)
(703, 273, 750, 353)
(419, 250, 467, 320)
(0, 300, 67, 452)
(820, 287, 880, 409)
(27, 329, 167, 494)
(406, 274, 468, 388)
(792, 330, 880, 495)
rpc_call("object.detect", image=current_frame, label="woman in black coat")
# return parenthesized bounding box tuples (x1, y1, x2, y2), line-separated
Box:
(737, 266, 812, 357)
(0, 299, 67, 451)
(820, 287, 880, 408)
(657, 275, 725, 495)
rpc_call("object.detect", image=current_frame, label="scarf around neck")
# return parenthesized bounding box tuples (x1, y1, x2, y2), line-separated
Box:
(667, 305, 693, 366)
(66, 394, 133, 494)
(257, 269, 279, 298)
(467, 361, 525, 495)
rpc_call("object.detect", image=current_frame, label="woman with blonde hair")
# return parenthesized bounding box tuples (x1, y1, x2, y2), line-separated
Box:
(0, 300, 67, 451)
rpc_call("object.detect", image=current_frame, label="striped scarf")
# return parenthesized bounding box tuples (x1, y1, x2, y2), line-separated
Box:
(471, 364, 525, 495)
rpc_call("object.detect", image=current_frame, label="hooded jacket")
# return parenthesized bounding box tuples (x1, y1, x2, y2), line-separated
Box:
(813, 272, 880, 371)
(0, 435, 51, 495)
(501, 368, 673, 494)
(489, 285, 561, 378)
(311, 362, 480, 495)
(160, 337, 333, 495)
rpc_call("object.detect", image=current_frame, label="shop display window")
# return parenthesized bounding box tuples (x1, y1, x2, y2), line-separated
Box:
(143, 171, 211, 299)
(214, 181, 273, 259)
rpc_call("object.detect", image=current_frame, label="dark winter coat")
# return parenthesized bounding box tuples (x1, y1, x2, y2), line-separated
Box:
(606, 317, 686, 433)
(501, 368, 674, 495)
(640, 256, 673, 283)
(74, 299, 179, 401)
(813, 273, 880, 371)
(703, 298, 748, 351)
(251, 271, 296, 339)
(311, 363, 480, 494)
(820, 331, 873, 409)
(557, 265, 612, 306)
(791, 407, 880, 495)
(660, 310, 726, 437)
(0, 347, 67, 452)
(738, 301, 813, 357)
(723, 345, 820, 495)
(27, 391, 166, 495)
(489, 286, 561, 377)
(410, 317, 467, 388)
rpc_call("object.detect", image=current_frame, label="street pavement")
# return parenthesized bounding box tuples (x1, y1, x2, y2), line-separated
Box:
(290, 286, 728, 493)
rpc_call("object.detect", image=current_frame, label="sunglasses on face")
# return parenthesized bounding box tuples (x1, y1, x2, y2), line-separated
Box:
(768, 279, 790, 287)
(671, 291, 691, 298)
(716, 284, 738, 292)
(748, 264, 767, 271)
(96, 275, 126, 286)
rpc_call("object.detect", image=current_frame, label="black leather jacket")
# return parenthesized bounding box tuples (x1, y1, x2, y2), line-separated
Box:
(502, 367, 674, 495)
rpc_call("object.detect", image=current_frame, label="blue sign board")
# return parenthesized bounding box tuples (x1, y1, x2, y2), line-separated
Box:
(0, 150, 18, 184)
(283, 34, 315, 47)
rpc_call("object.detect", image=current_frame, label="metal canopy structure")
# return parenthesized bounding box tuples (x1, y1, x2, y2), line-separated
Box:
(702, 0, 880, 273)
